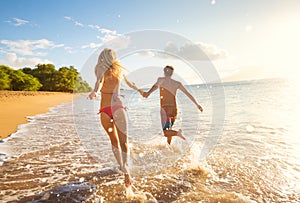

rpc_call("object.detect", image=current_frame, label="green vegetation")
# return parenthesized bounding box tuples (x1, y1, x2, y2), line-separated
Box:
(0, 64, 92, 92)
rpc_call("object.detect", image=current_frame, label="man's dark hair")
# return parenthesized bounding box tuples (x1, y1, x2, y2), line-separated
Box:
(164, 65, 174, 76)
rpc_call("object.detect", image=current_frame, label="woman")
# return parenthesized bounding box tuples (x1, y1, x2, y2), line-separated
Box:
(88, 48, 141, 188)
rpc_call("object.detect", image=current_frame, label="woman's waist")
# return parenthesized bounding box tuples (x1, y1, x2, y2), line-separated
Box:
(161, 104, 177, 109)
(160, 102, 177, 107)
(100, 97, 123, 108)
(101, 91, 124, 100)
(100, 90, 120, 95)
(160, 98, 176, 105)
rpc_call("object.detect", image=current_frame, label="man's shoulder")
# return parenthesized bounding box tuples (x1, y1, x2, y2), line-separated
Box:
(156, 77, 165, 83)
(171, 78, 182, 85)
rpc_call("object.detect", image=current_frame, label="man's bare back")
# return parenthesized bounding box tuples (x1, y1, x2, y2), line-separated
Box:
(141, 66, 203, 145)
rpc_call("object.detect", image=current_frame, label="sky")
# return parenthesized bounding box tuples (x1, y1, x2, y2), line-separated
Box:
(0, 0, 299, 84)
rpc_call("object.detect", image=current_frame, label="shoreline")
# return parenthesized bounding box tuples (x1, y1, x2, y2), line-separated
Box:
(0, 91, 74, 140)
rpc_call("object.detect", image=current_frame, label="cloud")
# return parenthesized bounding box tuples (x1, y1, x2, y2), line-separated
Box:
(97, 33, 122, 43)
(3, 53, 53, 68)
(0, 39, 63, 68)
(88, 24, 121, 43)
(102, 35, 131, 51)
(75, 21, 84, 27)
(64, 16, 83, 27)
(0, 39, 64, 56)
(81, 34, 130, 51)
(80, 26, 123, 49)
(64, 16, 123, 48)
(13, 18, 29, 26)
(64, 16, 72, 21)
(5, 18, 29, 26)
(64, 46, 78, 54)
(196, 42, 228, 60)
(147, 41, 228, 61)
(81, 42, 102, 49)
(88, 24, 117, 35)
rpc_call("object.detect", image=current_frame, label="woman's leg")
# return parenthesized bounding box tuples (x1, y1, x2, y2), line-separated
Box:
(100, 112, 123, 167)
(113, 108, 129, 170)
(113, 108, 132, 187)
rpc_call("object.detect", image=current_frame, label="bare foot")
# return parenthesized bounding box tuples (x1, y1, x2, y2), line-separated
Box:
(177, 129, 186, 140)
(124, 173, 132, 188)
(167, 136, 172, 145)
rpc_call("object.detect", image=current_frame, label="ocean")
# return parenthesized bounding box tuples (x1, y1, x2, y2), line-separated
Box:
(0, 78, 299, 202)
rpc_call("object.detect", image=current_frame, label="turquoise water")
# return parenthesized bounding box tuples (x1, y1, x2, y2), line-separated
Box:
(0, 78, 299, 202)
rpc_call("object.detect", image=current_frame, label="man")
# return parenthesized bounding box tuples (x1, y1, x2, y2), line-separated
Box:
(142, 65, 203, 144)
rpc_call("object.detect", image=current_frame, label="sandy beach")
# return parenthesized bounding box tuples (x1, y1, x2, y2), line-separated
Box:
(0, 91, 73, 140)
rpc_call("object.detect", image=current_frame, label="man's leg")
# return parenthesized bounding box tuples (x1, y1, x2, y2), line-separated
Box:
(163, 121, 185, 144)
(161, 107, 185, 144)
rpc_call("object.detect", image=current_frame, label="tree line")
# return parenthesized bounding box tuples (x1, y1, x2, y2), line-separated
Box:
(0, 64, 92, 92)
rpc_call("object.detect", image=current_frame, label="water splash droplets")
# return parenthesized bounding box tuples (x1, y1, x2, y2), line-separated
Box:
(246, 125, 255, 132)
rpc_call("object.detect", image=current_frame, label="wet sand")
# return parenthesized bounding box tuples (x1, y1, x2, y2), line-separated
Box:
(0, 91, 73, 140)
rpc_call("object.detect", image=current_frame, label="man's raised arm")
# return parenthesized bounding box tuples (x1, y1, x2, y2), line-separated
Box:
(179, 83, 203, 112)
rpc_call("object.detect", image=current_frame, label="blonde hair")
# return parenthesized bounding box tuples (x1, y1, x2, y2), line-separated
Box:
(95, 48, 123, 80)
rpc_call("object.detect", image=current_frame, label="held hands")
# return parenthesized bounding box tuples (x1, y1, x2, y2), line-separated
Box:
(137, 89, 144, 96)
(143, 92, 150, 98)
(138, 89, 150, 98)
